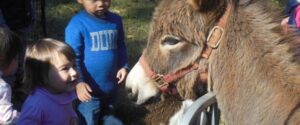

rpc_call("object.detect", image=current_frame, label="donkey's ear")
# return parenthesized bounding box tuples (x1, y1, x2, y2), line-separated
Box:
(187, 0, 206, 10)
(187, 0, 226, 12)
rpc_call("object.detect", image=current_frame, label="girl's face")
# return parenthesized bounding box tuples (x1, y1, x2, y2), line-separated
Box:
(47, 54, 78, 94)
(79, 0, 111, 17)
(2, 57, 18, 76)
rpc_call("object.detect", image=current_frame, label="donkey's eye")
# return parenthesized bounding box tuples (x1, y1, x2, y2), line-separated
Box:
(161, 35, 181, 46)
(162, 37, 180, 45)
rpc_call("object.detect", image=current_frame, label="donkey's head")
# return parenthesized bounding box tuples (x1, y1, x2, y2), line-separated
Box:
(126, 0, 253, 104)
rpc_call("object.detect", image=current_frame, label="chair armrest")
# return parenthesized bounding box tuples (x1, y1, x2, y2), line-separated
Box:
(179, 92, 217, 125)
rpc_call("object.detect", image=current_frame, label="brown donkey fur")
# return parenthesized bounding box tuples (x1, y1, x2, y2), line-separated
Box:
(139, 0, 300, 124)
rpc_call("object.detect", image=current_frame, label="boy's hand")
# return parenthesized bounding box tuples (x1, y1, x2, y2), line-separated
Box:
(116, 68, 128, 84)
(76, 82, 92, 102)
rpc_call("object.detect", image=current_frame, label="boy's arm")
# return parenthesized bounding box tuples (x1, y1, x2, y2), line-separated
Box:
(117, 17, 129, 70)
(115, 17, 129, 84)
(76, 82, 92, 102)
(65, 19, 92, 101)
(65, 19, 85, 83)
(116, 68, 127, 84)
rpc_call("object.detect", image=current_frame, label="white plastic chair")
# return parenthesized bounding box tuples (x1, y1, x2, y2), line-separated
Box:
(179, 92, 219, 125)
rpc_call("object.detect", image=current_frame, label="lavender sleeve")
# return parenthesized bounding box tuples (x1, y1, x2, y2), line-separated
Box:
(16, 104, 41, 125)
(0, 83, 19, 124)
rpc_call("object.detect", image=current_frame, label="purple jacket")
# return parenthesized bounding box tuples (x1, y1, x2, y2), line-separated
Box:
(17, 88, 78, 125)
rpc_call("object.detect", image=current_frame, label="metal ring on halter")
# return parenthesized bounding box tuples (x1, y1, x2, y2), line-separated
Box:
(206, 26, 224, 49)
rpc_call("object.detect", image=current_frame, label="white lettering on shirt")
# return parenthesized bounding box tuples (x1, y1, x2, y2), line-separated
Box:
(90, 30, 118, 51)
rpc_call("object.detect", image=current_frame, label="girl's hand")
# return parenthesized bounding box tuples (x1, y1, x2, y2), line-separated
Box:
(76, 82, 92, 102)
(116, 68, 128, 84)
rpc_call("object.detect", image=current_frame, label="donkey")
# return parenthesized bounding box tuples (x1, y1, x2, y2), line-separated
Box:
(126, 0, 300, 124)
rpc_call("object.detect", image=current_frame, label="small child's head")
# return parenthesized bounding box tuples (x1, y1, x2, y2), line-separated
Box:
(0, 28, 22, 76)
(24, 38, 78, 94)
(77, 0, 111, 17)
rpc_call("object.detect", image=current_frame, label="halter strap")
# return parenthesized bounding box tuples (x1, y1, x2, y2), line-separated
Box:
(200, 3, 232, 92)
(201, 4, 231, 59)
(139, 56, 198, 93)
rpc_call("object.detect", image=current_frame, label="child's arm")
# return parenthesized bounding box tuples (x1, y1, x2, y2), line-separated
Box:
(0, 85, 19, 124)
(65, 18, 92, 102)
(115, 15, 129, 84)
(281, 17, 290, 26)
(281, 17, 289, 33)
(65, 18, 86, 88)
(116, 68, 128, 84)
(16, 105, 41, 125)
(76, 82, 92, 102)
(295, 5, 300, 28)
(117, 16, 129, 71)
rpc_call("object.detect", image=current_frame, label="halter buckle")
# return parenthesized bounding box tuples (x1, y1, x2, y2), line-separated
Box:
(206, 26, 224, 49)
(153, 74, 168, 88)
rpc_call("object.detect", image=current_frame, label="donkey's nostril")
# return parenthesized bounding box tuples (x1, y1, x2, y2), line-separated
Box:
(126, 88, 132, 94)
(128, 93, 137, 102)
(126, 88, 137, 101)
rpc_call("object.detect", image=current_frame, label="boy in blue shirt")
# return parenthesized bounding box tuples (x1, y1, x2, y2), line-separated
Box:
(65, 0, 128, 124)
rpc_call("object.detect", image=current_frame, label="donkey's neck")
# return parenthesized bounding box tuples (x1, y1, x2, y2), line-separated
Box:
(210, 2, 300, 125)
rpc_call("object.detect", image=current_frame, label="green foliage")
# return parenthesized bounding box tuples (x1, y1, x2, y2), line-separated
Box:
(272, 0, 288, 6)
(46, 0, 81, 40)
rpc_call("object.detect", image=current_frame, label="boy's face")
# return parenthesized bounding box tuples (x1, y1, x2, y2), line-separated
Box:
(78, 0, 111, 17)
(47, 54, 78, 94)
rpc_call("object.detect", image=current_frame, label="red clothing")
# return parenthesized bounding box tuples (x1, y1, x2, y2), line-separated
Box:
(295, 5, 300, 28)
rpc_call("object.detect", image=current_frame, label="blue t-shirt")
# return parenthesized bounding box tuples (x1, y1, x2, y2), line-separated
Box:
(65, 10, 128, 95)
(17, 88, 77, 125)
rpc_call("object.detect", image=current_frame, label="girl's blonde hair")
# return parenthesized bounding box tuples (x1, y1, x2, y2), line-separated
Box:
(23, 38, 76, 93)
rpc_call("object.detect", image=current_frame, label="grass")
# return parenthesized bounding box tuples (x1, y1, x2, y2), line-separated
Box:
(111, 0, 157, 66)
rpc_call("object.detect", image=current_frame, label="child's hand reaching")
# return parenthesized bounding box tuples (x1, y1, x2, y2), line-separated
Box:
(281, 17, 290, 33)
(281, 17, 290, 26)
(116, 68, 128, 84)
(76, 82, 92, 102)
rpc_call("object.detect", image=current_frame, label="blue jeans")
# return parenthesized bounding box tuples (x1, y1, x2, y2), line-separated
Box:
(77, 97, 101, 125)
(77, 96, 116, 125)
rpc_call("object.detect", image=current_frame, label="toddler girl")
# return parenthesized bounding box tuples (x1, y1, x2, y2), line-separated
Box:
(17, 38, 78, 125)
(0, 28, 21, 124)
